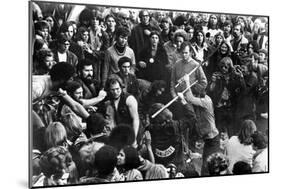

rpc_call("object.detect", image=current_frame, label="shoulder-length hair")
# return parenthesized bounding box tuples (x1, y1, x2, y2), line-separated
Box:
(122, 146, 141, 171)
(45, 122, 67, 149)
(238, 119, 257, 145)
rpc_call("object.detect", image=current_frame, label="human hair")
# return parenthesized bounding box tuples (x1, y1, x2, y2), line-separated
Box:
(77, 141, 104, 167)
(207, 153, 229, 176)
(149, 30, 163, 45)
(79, 8, 93, 27)
(247, 40, 259, 54)
(118, 56, 132, 68)
(223, 20, 233, 29)
(218, 57, 234, 72)
(60, 112, 83, 143)
(45, 122, 67, 149)
(207, 14, 219, 29)
(85, 113, 106, 138)
(34, 20, 50, 32)
(65, 81, 82, 97)
(252, 131, 268, 150)
(160, 16, 173, 27)
(121, 146, 141, 171)
(108, 124, 135, 151)
(105, 14, 116, 23)
(115, 26, 130, 38)
(145, 164, 169, 180)
(150, 80, 166, 95)
(94, 145, 118, 177)
(234, 23, 244, 34)
(76, 26, 89, 41)
(36, 48, 54, 71)
(173, 29, 188, 41)
(139, 10, 150, 19)
(104, 75, 124, 92)
(148, 103, 173, 124)
(59, 21, 73, 34)
(214, 32, 225, 45)
(173, 15, 188, 27)
(56, 34, 71, 44)
(76, 58, 93, 72)
(238, 119, 257, 145)
(219, 41, 232, 56)
(39, 146, 73, 178)
(232, 161, 252, 174)
(49, 62, 75, 83)
(193, 30, 206, 47)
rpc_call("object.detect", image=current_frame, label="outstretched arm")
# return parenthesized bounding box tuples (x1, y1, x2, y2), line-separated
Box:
(80, 90, 107, 107)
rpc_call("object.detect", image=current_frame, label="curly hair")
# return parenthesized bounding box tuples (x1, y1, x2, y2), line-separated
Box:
(207, 152, 229, 175)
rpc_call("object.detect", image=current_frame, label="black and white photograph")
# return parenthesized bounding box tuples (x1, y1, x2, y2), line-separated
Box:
(27, 0, 271, 188)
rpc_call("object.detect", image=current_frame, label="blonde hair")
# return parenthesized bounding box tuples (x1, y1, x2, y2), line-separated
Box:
(45, 122, 67, 149)
(145, 164, 169, 180)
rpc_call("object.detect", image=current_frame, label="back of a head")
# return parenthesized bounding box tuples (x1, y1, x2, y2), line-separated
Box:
(232, 161, 252, 175)
(145, 164, 169, 180)
(60, 112, 83, 142)
(107, 124, 135, 150)
(45, 122, 67, 149)
(207, 153, 229, 176)
(238, 119, 257, 145)
(252, 131, 268, 150)
(85, 113, 106, 137)
(94, 145, 118, 176)
(49, 62, 75, 83)
(123, 146, 141, 171)
(39, 146, 73, 178)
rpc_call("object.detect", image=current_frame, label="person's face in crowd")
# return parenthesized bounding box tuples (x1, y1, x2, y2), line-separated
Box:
(121, 62, 131, 76)
(259, 52, 266, 61)
(215, 35, 223, 46)
(117, 149, 126, 166)
(182, 45, 191, 61)
(219, 63, 230, 74)
(223, 24, 231, 35)
(220, 14, 227, 23)
(58, 40, 70, 53)
(161, 20, 170, 30)
(196, 32, 204, 45)
(140, 11, 150, 25)
(247, 44, 254, 55)
(175, 36, 184, 50)
(233, 25, 242, 39)
(116, 35, 128, 47)
(237, 17, 245, 28)
(79, 144, 93, 165)
(91, 17, 100, 29)
(209, 15, 218, 26)
(39, 28, 49, 40)
(150, 34, 159, 47)
(81, 65, 93, 81)
(71, 23, 77, 36)
(73, 87, 83, 100)
(202, 13, 209, 23)
(106, 16, 116, 31)
(45, 16, 54, 28)
(186, 29, 194, 41)
(158, 11, 165, 21)
(110, 82, 122, 100)
(82, 31, 89, 42)
(66, 25, 74, 39)
(156, 87, 165, 96)
(120, 13, 130, 26)
(220, 43, 229, 54)
(44, 55, 55, 70)
(241, 65, 250, 76)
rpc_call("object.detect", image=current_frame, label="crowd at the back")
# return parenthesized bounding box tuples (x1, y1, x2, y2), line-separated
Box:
(31, 2, 269, 187)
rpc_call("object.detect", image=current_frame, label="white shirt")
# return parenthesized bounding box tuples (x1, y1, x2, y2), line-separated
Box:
(225, 136, 256, 174)
(57, 52, 67, 62)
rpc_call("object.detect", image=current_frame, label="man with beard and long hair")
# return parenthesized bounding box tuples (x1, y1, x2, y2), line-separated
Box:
(104, 76, 139, 146)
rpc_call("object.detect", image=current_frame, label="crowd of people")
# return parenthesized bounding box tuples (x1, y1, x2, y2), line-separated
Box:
(31, 2, 269, 187)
